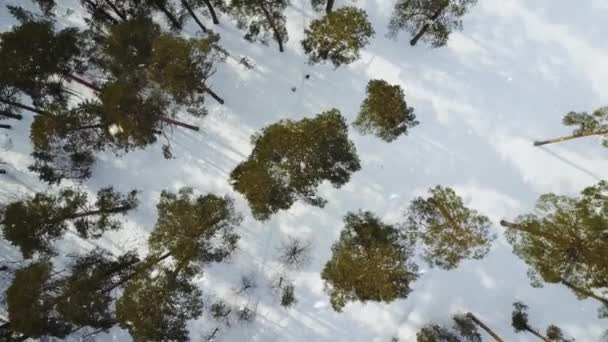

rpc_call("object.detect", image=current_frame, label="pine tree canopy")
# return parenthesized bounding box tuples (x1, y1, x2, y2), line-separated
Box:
(228, 0, 289, 50)
(353, 79, 418, 142)
(405, 185, 494, 270)
(230, 109, 361, 220)
(502, 180, 608, 295)
(301, 7, 374, 67)
(389, 0, 477, 47)
(148, 187, 241, 272)
(321, 211, 419, 311)
(0, 187, 138, 258)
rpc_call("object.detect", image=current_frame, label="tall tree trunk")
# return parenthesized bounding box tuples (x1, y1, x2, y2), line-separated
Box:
(0, 111, 22, 120)
(204, 87, 224, 104)
(67, 204, 135, 221)
(325, 0, 334, 14)
(410, 4, 446, 46)
(160, 117, 200, 131)
(0, 124, 10, 129)
(102, 0, 127, 21)
(64, 74, 101, 92)
(534, 129, 608, 146)
(561, 279, 608, 305)
(255, 0, 285, 52)
(525, 326, 550, 342)
(465, 313, 504, 342)
(82, 0, 119, 24)
(152, 0, 183, 30)
(0, 98, 50, 116)
(202, 0, 220, 24)
(181, 0, 208, 32)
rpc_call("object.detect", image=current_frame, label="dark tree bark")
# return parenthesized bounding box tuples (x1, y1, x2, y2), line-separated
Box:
(0, 98, 51, 117)
(152, 0, 184, 30)
(525, 326, 550, 342)
(181, 0, 208, 32)
(0, 170, 6, 174)
(561, 279, 608, 306)
(82, 0, 120, 24)
(0, 124, 10, 129)
(466, 313, 504, 342)
(102, 0, 127, 21)
(66, 204, 135, 221)
(64, 74, 101, 92)
(204, 87, 225, 104)
(410, 4, 447, 46)
(534, 129, 608, 146)
(202, 0, 220, 24)
(160, 117, 200, 131)
(0, 111, 22, 120)
(254, 0, 285, 52)
(325, 0, 334, 13)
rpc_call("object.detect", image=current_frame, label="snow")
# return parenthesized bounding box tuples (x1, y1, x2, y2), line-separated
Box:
(1, 0, 608, 341)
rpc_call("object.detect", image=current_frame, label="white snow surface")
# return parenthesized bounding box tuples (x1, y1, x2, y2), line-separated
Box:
(1, 0, 608, 341)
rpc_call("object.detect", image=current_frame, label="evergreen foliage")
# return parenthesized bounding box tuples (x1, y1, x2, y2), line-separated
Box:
(389, 0, 477, 47)
(321, 211, 418, 311)
(0, 187, 138, 258)
(230, 109, 361, 220)
(301, 7, 374, 67)
(405, 185, 494, 270)
(353, 79, 418, 142)
(228, 0, 289, 51)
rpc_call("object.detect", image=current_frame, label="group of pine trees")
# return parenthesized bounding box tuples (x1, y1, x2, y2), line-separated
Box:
(1, 0, 607, 340)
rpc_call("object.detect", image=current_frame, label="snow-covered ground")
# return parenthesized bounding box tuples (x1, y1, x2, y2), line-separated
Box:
(1, 0, 608, 341)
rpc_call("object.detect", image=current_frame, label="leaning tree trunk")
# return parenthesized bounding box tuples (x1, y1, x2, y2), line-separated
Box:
(0, 98, 51, 117)
(533, 129, 608, 146)
(0, 111, 22, 120)
(0, 124, 10, 130)
(465, 313, 504, 342)
(255, 0, 285, 52)
(181, 0, 208, 32)
(82, 0, 120, 24)
(102, 0, 127, 21)
(410, 4, 447, 46)
(525, 326, 550, 342)
(561, 279, 608, 306)
(202, 0, 220, 24)
(66, 204, 135, 221)
(325, 0, 334, 14)
(152, 0, 183, 30)
(160, 117, 200, 131)
(64, 74, 101, 92)
(204, 87, 225, 104)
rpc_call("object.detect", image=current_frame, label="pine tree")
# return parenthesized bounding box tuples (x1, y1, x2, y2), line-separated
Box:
(280, 284, 297, 308)
(116, 268, 203, 341)
(179, 0, 227, 28)
(310, 0, 335, 13)
(230, 109, 361, 220)
(321, 211, 419, 311)
(462, 312, 503, 341)
(353, 79, 418, 142)
(405, 186, 494, 270)
(389, 0, 478, 47)
(511, 302, 551, 341)
(500, 181, 608, 311)
(228, 0, 289, 52)
(534, 107, 608, 147)
(301, 7, 374, 67)
(6, 261, 73, 340)
(0, 187, 138, 258)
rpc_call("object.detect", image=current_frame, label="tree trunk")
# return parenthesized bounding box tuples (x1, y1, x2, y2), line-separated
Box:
(561, 279, 608, 306)
(202, 0, 220, 24)
(0, 170, 5, 174)
(152, 0, 183, 30)
(0, 111, 22, 120)
(160, 117, 200, 131)
(525, 326, 550, 342)
(325, 0, 334, 14)
(82, 0, 119, 24)
(465, 313, 504, 342)
(0, 124, 10, 129)
(410, 4, 446, 46)
(534, 129, 608, 146)
(102, 0, 127, 21)
(204, 87, 225, 104)
(255, 0, 285, 52)
(181, 0, 208, 32)
(64, 74, 101, 92)
(67, 124, 106, 132)
(67, 204, 134, 221)
(0, 98, 50, 116)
